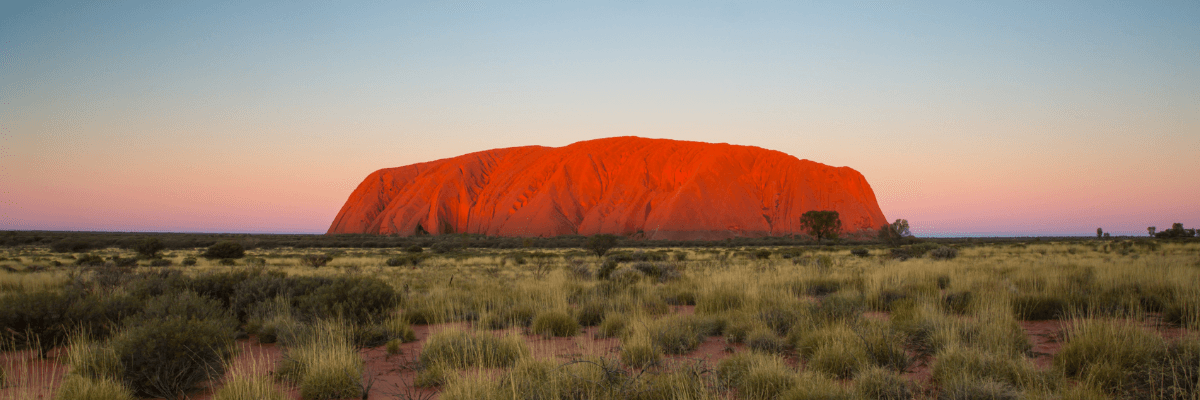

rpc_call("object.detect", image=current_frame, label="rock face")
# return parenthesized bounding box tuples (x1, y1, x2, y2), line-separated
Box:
(328, 137, 887, 240)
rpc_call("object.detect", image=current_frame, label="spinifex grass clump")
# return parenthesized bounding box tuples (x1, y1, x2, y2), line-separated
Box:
(931, 345, 1047, 392)
(717, 352, 797, 400)
(418, 329, 529, 369)
(531, 310, 580, 337)
(1054, 318, 1166, 394)
(55, 374, 136, 400)
(275, 321, 364, 400)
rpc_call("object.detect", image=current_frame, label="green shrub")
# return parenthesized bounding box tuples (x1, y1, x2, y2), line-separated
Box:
(295, 276, 399, 324)
(203, 241, 245, 259)
(855, 367, 914, 400)
(418, 329, 528, 369)
(181, 257, 197, 266)
(430, 241, 458, 254)
(75, 254, 105, 266)
(930, 246, 959, 260)
(532, 310, 580, 337)
(52, 239, 94, 253)
(0, 290, 75, 354)
(300, 253, 334, 268)
(111, 316, 236, 398)
(850, 248, 870, 257)
(55, 375, 136, 400)
(132, 237, 165, 259)
(406, 245, 423, 253)
(386, 338, 403, 355)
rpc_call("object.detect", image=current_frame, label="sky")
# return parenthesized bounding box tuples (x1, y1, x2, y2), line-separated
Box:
(2, 1, 1197, 237)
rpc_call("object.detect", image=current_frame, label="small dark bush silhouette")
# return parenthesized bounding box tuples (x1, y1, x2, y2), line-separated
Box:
(111, 256, 138, 267)
(930, 246, 959, 260)
(295, 276, 399, 324)
(202, 241, 244, 259)
(181, 257, 197, 266)
(851, 248, 870, 257)
(75, 254, 106, 266)
(430, 241, 458, 254)
(52, 239, 93, 253)
(752, 249, 772, 259)
(132, 237, 165, 259)
(300, 253, 333, 268)
(149, 259, 172, 267)
(406, 245, 423, 253)
(585, 234, 619, 257)
(1012, 294, 1068, 320)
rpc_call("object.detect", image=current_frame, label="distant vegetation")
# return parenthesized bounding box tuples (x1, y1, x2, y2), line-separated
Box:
(0, 232, 1197, 398)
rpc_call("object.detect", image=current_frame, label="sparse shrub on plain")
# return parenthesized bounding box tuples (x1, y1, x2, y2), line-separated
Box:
(430, 241, 459, 254)
(203, 241, 245, 259)
(930, 246, 959, 260)
(850, 248, 870, 257)
(111, 316, 235, 398)
(575, 301, 607, 327)
(75, 254, 105, 266)
(181, 256, 197, 266)
(300, 253, 333, 268)
(597, 259, 619, 280)
(132, 237, 165, 259)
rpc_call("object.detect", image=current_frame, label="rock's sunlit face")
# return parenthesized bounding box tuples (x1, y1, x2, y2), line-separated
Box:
(329, 137, 887, 240)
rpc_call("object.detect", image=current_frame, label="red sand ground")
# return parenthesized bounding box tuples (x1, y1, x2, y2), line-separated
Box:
(327, 137, 888, 240)
(1, 317, 1191, 400)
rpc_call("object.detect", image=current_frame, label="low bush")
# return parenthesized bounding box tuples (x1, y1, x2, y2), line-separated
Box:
(532, 310, 580, 337)
(203, 241, 245, 259)
(181, 257, 197, 266)
(275, 322, 363, 399)
(850, 248, 870, 257)
(942, 291, 973, 314)
(646, 315, 709, 355)
(148, 259, 172, 267)
(75, 254, 105, 266)
(300, 253, 333, 268)
(930, 246, 959, 260)
(111, 316, 236, 398)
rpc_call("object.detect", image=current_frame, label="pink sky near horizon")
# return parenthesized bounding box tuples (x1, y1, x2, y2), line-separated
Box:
(2, 2, 1197, 237)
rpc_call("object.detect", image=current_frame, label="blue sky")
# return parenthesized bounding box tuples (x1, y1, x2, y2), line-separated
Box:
(3, 1, 1198, 236)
